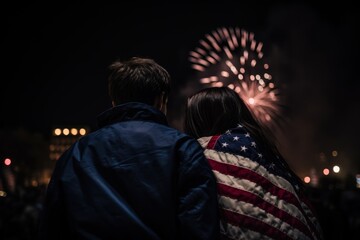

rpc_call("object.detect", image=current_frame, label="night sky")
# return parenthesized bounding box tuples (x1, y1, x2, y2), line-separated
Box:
(2, 3, 359, 177)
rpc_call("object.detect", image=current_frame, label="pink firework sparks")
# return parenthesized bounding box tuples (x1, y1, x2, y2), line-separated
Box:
(189, 27, 280, 125)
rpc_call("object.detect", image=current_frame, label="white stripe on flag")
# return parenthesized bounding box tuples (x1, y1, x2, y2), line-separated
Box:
(220, 196, 312, 240)
(206, 149, 308, 223)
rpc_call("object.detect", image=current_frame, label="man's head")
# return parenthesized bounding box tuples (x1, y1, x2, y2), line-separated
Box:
(108, 57, 171, 114)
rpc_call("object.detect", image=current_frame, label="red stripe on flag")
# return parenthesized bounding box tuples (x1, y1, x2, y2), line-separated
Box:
(209, 158, 320, 239)
(222, 208, 293, 240)
(208, 159, 301, 207)
(207, 135, 221, 149)
(218, 183, 313, 239)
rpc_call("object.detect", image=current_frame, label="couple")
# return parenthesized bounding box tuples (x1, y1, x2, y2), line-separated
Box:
(38, 57, 323, 239)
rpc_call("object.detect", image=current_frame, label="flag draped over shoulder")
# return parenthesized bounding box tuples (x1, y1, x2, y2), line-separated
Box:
(198, 125, 323, 240)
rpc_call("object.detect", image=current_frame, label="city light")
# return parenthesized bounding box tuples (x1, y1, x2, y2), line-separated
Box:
(356, 174, 360, 189)
(79, 128, 86, 135)
(54, 128, 61, 136)
(31, 180, 38, 187)
(63, 128, 70, 136)
(53, 127, 88, 136)
(4, 158, 11, 166)
(323, 168, 330, 175)
(0, 191, 7, 197)
(332, 150, 338, 157)
(333, 165, 340, 173)
(71, 128, 78, 135)
(304, 176, 311, 184)
(50, 126, 89, 161)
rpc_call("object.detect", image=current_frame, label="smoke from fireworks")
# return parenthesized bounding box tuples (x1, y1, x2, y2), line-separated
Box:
(189, 27, 280, 126)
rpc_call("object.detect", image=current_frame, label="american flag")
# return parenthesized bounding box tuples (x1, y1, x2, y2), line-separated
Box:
(198, 125, 323, 240)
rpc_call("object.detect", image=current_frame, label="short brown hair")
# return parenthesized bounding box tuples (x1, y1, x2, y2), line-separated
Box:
(108, 57, 171, 106)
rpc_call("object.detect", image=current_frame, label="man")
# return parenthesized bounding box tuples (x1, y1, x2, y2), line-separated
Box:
(38, 57, 220, 239)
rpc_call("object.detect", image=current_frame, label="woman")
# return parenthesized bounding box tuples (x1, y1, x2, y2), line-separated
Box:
(184, 87, 323, 240)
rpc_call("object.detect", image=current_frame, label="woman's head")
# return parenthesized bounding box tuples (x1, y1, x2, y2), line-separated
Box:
(184, 87, 301, 185)
(184, 87, 258, 139)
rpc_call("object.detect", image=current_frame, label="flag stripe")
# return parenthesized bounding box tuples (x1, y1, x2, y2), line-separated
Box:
(213, 169, 309, 225)
(204, 149, 297, 195)
(219, 196, 312, 240)
(199, 131, 323, 240)
(198, 136, 212, 149)
(222, 208, 293, 240)
(209, 158, 302, 207)
(207, 135, 220, 149)
(207, 156, 320, 239)
(218, 183, 313, 238)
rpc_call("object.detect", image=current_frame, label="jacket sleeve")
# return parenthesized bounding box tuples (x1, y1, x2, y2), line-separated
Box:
(177, 136, 220, 240)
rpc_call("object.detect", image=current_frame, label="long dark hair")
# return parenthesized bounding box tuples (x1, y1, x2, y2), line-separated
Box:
(184, 87, 276, 151)
(184, 87, 299, 178)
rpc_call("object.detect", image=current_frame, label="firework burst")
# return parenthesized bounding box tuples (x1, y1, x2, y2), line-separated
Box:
(189, 27, 280, 126)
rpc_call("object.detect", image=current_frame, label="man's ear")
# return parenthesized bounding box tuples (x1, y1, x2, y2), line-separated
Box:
(154, 93, 168, 115)
(112, 101, 115, 107)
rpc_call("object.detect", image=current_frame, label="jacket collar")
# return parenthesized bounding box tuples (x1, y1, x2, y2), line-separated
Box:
(97, 102, 168, 128)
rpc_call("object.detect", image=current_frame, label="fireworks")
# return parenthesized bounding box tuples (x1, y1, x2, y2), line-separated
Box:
(189, 27, 279, 125)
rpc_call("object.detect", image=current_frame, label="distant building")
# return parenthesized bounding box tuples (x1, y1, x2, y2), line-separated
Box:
(49, 126, 90, 161)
